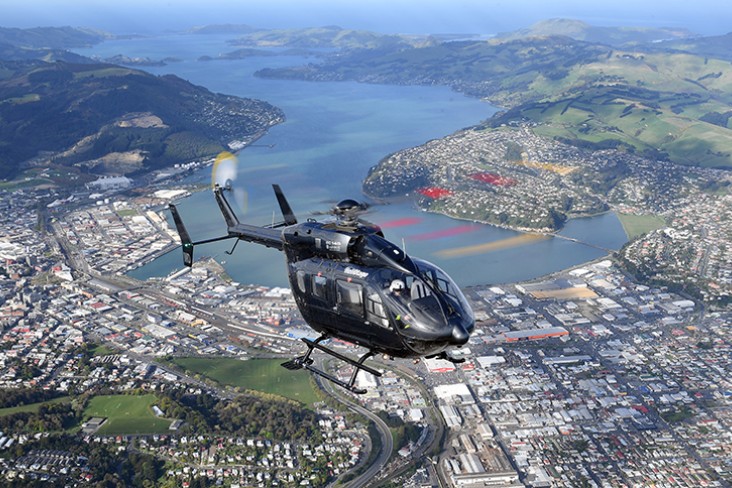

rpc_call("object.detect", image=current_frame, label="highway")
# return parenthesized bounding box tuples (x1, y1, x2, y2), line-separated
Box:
(317, 359, 393, 488)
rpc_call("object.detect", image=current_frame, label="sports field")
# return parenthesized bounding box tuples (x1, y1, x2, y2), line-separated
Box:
(84, 394, 172, 435)
(617, 214, 667, 240)
(172, 357, 320, 406)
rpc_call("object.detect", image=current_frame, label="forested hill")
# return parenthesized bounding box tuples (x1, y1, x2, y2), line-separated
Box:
(0, 61, 284, 180)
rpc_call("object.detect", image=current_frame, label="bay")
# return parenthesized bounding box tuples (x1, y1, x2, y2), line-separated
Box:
(75, 34, 628, 287)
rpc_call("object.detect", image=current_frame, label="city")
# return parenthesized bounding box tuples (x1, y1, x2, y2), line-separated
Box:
(0, 168, 729, 487)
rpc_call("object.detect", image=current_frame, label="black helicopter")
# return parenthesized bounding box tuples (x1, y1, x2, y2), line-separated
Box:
(169, 184, 475, 394)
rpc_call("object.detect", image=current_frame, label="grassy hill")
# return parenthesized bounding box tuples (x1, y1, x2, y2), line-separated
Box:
(0, 61, 284, 180)
(495, 18, 695, 46)
(492, 51, 732, 167)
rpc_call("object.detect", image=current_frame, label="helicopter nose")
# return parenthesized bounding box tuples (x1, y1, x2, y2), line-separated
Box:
(450, 324, 470, 345)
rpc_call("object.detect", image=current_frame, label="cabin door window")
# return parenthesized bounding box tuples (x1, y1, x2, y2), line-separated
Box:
(312, 274, 330, 303)
(296, 270, 307, 293)
(336, 280, 364, 318)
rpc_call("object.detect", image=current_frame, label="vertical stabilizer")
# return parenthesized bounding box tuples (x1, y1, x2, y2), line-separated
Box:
(273, 184, 297, 225)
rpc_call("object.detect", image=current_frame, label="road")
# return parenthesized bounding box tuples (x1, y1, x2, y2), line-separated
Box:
(316, 360, 393, 488)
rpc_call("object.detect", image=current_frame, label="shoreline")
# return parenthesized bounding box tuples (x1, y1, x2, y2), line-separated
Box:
(366, 189, 620, 237)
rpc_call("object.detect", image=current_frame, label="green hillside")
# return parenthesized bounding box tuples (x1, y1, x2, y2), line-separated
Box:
(495, 18, 695, 46)
(494, 51, 732, 167)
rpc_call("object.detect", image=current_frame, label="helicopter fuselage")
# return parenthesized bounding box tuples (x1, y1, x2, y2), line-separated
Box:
(279, 219, 475, 358)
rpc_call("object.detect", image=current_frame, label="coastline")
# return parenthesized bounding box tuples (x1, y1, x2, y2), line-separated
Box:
(366, 189, 618, 237)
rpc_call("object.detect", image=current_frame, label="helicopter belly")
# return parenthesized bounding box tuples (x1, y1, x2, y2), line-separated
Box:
(300, 304, 412, 357)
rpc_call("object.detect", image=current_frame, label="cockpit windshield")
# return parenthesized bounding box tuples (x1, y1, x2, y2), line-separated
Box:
(370, 256, 475, 338)
(413, 258, 475, 323)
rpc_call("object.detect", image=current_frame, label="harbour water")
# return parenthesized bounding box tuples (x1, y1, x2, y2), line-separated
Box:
(75, 34, 628, 287)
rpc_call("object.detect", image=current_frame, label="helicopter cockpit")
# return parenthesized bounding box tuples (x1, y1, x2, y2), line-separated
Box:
(371, 258, 474, 355)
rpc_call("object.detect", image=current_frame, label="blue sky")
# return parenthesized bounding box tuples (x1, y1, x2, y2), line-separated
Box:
(2, 0, 730, 36)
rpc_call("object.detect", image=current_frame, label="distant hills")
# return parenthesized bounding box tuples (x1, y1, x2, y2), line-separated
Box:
(2, 19, 731, 185)
(256, 21, 732, 169)
(658, 32, 732, 61)
(0, 26, 108, 49)
(0, 26, 106, 64)
(495, 18, 695, 46)
(227, 25, 437, 50)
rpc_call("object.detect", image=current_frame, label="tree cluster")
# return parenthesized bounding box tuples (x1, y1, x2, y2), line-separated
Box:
(0, 401, 76, 433)
(0, 388, 65, 408)
(375, 410, 422, 451)
(2, 433, 166, 488)
(159, 387, 322, 441)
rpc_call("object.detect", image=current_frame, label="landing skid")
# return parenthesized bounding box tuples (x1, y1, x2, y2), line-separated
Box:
(282, 335, 382, 395)
(427, 351, 466, 364)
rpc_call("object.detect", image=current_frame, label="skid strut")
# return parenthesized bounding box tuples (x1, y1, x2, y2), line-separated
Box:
(426, 350, 466, 364)
(281, 335, 382, 394)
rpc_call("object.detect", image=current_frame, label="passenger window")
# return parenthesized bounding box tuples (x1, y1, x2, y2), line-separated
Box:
(336, 280, 364, 317)
(312, 275, 329, 300)
(296, 271, 307, 293)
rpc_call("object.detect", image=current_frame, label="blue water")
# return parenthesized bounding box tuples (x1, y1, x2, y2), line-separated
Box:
(74, 33, 628, 287)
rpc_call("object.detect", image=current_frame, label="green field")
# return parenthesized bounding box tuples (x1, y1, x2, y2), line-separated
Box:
(0, 397, 70, 417)
(84, 394, 172, 435)
(115, 209, 139, 218)
(172, 357, 321, 406)
(618, 213, 667, 239)
(90, 344, 118, 357)
(0, 177, 53, 190)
